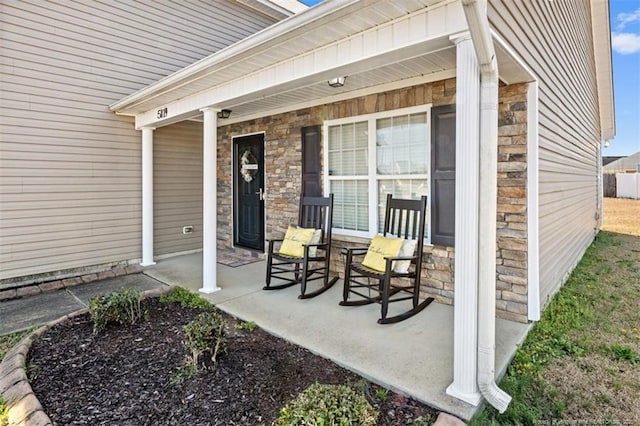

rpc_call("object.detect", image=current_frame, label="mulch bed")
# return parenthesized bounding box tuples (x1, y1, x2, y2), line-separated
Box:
(28, 298, 437, 425)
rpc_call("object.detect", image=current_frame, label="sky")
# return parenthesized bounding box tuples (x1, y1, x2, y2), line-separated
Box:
(609, 0, 640, 156)
(299, 0, 640, 157)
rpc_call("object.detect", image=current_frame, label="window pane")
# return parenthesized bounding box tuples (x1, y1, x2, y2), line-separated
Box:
(328, 126, 340, 150)
(391, 115, 409, 146)
(355, 122, 368, 148)
(328, 122, 368, 177)
(378, 179, 428, 200)
(377, 145, 393, 174)
(328, 151, 341, 176)
(355, 148, 368, 174)
(343, 205, 356, 229)
(409, 113, 427, 143)
(411, 143, 428, 174)
(376, 112, 428, 175)
(377, 118, 392, 146)
(342, 123, 355, 149)
(330, 180, 368, 232)
(342, 150, 356, 175)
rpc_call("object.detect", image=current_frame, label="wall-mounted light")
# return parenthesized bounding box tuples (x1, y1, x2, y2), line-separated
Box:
(328, 77, 346, 88)
(217, 109, 232, 119)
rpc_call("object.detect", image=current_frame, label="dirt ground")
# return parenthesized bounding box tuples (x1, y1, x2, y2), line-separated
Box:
(602, 197, 640, 236)
(28, 298, 436, 425)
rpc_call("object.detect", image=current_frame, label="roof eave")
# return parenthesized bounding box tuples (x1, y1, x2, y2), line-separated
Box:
(109, 0, 363, 114)
(590, 0, 616, 141)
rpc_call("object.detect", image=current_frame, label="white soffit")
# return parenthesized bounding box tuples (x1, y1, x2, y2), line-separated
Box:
(491, 32, 536, 85)
(111, 0, 465, 127)
(590, 0, 615, 141)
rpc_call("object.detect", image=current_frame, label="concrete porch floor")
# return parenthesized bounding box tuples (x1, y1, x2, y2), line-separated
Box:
(144, 252, 530, 421)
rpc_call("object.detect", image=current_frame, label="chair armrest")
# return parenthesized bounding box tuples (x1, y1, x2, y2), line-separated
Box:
(341, 247, 368, 256)
(384, 255, 417, 261)
(304, 242, 326, 248)
(266, 238, 284, 254)
(304, 242, 327, 251)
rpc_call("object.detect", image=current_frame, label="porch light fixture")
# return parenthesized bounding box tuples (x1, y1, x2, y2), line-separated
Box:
(327, 77, 346, 88)
(217, 109, 232, 119)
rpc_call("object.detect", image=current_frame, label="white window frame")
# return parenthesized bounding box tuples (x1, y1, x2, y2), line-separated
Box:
(323, 104, 432, 240)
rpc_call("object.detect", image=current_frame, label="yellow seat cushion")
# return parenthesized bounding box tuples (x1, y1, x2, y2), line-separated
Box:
(362, 234, 403, 272)
(279, 226, 316, 258)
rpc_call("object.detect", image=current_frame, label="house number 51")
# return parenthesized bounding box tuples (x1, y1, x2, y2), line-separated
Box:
(157, 107, 168, 119)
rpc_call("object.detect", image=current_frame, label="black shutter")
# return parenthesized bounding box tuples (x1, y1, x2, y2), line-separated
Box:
(302, 125, 322, 197)
(430, 105, 456, 246)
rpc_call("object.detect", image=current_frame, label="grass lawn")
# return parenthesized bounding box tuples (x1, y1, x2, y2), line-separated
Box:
(0, 329, 33, 361)
(473, 198, 640, 425)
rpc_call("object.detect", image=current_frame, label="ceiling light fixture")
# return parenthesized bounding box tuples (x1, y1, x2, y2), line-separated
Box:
(217, 109, 232, 119)
(328, 77, 346, 88)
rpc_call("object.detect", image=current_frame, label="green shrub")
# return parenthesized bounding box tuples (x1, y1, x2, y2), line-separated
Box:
(374, 387, 390, 400)
(235, 321, 258, 333)
(183, 310, 226, 370)
(89, 289, 145, 334)
(160, 286, 213, 310)
(274, 382, 377, 426)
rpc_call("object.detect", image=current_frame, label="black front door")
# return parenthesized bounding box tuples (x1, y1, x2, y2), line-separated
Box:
(233, 134, 265, 251)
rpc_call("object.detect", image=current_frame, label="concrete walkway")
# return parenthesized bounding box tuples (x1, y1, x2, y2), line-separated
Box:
(0, 274, 166, 336)
(1, 252, 530, 421)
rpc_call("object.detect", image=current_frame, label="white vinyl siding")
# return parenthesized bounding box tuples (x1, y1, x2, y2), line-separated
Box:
(0, 0, 279, 283)
(154, 122, 203, 257)
(489, 0, 601, 307)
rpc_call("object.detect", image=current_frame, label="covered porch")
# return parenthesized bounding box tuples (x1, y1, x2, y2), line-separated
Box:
(110, 0, 539, 415)
(144, 252, 529, 421)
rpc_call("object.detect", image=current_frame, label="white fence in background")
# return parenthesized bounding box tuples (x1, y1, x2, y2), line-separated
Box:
(616, 173, 640, 199)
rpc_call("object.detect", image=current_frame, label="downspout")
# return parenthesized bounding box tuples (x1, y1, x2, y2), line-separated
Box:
(461, 0, 512, 413)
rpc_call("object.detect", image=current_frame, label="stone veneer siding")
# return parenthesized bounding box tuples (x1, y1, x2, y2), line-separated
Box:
(216, 79, 530, 323)
(495, 83, 529, 322)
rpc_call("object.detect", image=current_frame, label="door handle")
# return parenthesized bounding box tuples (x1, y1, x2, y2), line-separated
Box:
(256, 188, 264, 201)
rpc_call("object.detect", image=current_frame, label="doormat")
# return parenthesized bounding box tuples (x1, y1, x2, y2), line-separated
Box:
(217, 250, 264, 268)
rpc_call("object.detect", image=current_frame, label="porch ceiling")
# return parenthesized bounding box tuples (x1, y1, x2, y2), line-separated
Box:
(111, 0, 451, 116)
(110, 0, 463, 126)
(111, 0, 534, 129)
(198, 46, 458, 125)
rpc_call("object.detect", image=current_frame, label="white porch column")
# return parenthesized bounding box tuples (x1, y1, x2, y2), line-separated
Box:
(446, 33, 482, 406)
(141, 126, 156, 266)
(200, 107, 221, 293)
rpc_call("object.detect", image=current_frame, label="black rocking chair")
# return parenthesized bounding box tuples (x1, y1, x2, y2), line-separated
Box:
(340, 194, 434, 324)
(264, 194, 339, 299)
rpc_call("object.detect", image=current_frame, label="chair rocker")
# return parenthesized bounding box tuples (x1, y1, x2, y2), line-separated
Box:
(264, 194, 339, 299)
(340, 194, 434, 324)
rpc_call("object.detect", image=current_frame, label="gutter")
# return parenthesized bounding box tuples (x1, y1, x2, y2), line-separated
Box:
(461, 0, 511, 413)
